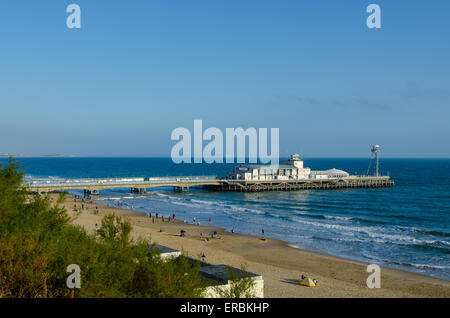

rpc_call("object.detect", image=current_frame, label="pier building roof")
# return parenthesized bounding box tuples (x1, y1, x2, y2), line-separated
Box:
(326, 168, 350, 177)
(237, 164, 300, 169)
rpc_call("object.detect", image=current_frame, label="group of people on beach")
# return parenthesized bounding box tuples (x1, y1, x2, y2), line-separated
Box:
(144, 212, 179, 224)
(72, 196, 100, 215)
(73, 196, 270, 240)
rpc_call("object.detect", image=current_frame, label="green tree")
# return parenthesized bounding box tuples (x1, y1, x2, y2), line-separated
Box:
(0, 159, 206, 298)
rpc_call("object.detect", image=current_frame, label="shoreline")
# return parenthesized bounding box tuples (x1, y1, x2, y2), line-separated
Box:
(56, 193, 450, 297)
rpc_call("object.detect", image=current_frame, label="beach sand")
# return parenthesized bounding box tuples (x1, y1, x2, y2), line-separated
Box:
(54, 193, 450, 298)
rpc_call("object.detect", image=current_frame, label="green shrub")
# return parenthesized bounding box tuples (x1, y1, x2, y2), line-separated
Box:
(0, 159, 205, 298)
(213, 266, 257, 298)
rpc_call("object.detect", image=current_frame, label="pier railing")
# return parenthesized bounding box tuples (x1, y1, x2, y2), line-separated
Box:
(148, 176, 218, 183)
(25, 175, 219, 188)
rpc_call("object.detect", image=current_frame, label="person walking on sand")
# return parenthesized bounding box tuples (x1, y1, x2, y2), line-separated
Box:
(262, 228, 265, 237)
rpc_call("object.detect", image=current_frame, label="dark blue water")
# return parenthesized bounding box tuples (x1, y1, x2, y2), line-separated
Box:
(3, 157, 449, 280)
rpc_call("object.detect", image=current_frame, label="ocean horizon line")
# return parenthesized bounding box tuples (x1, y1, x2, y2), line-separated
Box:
(2, 156, 450, 160)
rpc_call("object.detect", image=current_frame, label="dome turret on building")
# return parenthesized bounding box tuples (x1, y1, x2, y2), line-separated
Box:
(327, 168, 349, 178)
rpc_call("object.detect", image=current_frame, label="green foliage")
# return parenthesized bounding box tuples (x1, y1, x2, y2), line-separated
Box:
(57, 191, 68, 204)
(0, 160, 205, 298)
(213, 266, 257, 298)
(97, 214, 132, 248)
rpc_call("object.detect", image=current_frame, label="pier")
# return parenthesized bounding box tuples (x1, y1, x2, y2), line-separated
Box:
(24, 149, 396, 194)
(25, 176, 221, 194)
(207, 176, 394, 192)
(25, 175, 393, 194)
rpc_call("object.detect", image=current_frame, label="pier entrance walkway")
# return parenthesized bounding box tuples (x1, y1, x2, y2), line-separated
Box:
(26, 176, 221, 194)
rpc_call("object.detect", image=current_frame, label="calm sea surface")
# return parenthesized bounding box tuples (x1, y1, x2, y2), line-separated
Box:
(3, 157, 449, 280)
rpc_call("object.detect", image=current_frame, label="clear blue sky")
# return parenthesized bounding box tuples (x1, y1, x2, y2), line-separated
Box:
(0, 0, 449, 157)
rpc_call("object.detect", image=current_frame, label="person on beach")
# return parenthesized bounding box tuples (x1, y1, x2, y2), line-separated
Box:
(208, 218, 211, 226)
(173, 213, 175, 220)
(262, 228, 265, 237)
(156, 212, 158, 219)
(231, 228, 235, 234)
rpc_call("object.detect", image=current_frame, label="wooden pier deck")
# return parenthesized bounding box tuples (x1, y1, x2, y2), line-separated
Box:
(204, 176, 394, 192)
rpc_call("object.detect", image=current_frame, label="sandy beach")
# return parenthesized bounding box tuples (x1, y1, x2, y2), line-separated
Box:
(55, 193, 450, 298)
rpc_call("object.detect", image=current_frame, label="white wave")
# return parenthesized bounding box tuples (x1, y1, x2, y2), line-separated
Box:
(154, 192, 183, 200)
(190, 198, 219, 206)
(324, 215, 354, 221)
(407, 263, 450, 270)
(291, 217, 450, 248)
(334, 237, 365, 243)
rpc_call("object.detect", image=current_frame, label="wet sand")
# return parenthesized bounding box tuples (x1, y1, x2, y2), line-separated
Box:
(55, 193, 450, 298)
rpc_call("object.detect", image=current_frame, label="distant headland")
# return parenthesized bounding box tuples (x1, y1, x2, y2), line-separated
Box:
(0, 154, 78, 158)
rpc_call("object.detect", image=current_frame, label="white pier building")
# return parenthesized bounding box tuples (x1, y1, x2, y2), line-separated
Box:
(227, 154, 349, 181)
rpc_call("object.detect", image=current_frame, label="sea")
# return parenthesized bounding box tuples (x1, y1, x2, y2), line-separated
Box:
(2, 157, 449, 281)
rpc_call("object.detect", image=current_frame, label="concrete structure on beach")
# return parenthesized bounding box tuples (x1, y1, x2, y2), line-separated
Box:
(153, 244, 264, 298)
